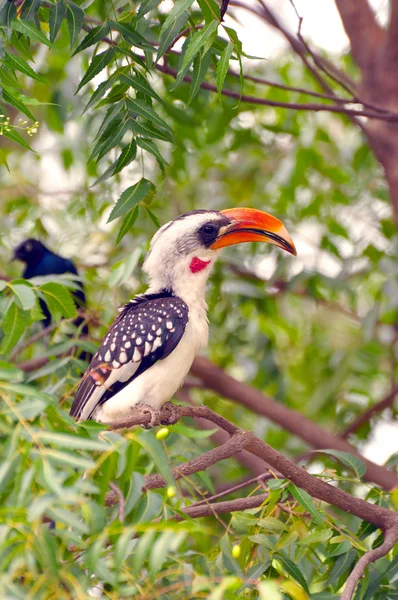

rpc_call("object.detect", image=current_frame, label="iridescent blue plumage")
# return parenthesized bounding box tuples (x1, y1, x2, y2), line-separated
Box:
(13, 239, 87, 332)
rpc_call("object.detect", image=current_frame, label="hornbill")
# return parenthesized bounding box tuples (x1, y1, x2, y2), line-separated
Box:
(70, 208, 296, 424)
(13, 239, 88, 334)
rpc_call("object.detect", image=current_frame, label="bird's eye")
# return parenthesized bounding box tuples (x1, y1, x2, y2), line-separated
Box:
(202, 225, 216, 236)
(198, 223, 219, 247)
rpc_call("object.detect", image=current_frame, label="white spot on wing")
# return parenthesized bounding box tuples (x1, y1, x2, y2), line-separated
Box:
(133, 348, 142, 362)
(152, 337, 162, 351)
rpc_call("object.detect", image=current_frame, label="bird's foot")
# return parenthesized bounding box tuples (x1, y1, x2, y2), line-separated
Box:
(136, 403, 162, 429)
(159, 402, 180, 425)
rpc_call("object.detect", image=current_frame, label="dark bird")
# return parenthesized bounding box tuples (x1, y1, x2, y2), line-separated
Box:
(70, 208, 296, 424)
(13, 238, 88, 334)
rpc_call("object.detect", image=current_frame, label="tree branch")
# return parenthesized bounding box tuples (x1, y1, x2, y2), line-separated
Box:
(103, 403, 398, 531)
(177, 387, 270, 475)
(341, 385, 398, 438)
(341, 523, 398, 600)
(85, 12, 398, 122)
(334, 0, 384, 71)
(154, 61, 398, 121)
(18, 349, 397, 490)
(190, 357, 398, 490)
(173, 492, 269, 520)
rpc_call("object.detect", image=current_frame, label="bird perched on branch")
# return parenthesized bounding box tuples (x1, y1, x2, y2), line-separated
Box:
(13, 239, 88, 334)
(70, 208, 296, 424)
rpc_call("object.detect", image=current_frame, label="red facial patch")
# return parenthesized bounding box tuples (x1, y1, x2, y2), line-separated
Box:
(190, 256, 211, 273)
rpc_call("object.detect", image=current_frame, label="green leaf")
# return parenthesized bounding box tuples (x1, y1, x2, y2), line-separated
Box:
(77, 47, 117, 92)
(39, 282, 77, 319)
(313, 449, 367, 479)
(49, 1, 66, 43)
(0, 301, 28, 354)
(180, 20, 218, 72)
(137, 0, 162, 19)
(115, 205, 139, 244)
(110, 20, 155, 51)
(73, 21, 110, 54)
(146, 207, 160, 227)
(90, 114, 130, 162)
(34, 431, 110, 451)
(287, 484, 323, 525)
(4, 51, 45, 82)
(223, 25, 244, 94)
(95, 81, 128, 107)
(157, 0, 193, 60)
(0, 149, 10, 172)
(3, 125, 34, 151)
(126, 98, 171, 134)
(149, 531, 176, 576)
(136, 137, 168, 170)
(129, 118, 174, 143)
(82, 70, 121, 113)
(20, 0, 41, 26)
(64, 0, 84, 48)
(0, 0, 17, 41)
(171, 33, 192, 89)
(170, 423, 217, 439)
(34, 448, 95, 470)
(276, 552, 310, 593)
(216, 41, 233, 99)
(2, 88, 36, 120)
(120, 72, 163, 103)
(8, 282, 36, 310)
(0, 66, 20, 88)
(47, 506, 89, 534)
(197, 0, 220, 23)
(12, 18, 51, 47)
(107, 178, 155, 222)
(113, 138, 137, 175)
(188, 49, 212, 103)
(94, 100, 123, 140)
(160, 0, 194, 37)
(133, 492, 163, 525)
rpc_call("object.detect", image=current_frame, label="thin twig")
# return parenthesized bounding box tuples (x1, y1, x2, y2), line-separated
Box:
(109, 482, 125, 522)
(153, 61, 398, 121)
(341, 385, 398, 438)
(189, 472, 275, 507)
(174, 492, 269, 520)
(104, 403, 398, 529)
(191, 357, 398, 490)
(341, 523, 398, 600)
(227, 69, 356, 104)
(9, 312, 88, 361)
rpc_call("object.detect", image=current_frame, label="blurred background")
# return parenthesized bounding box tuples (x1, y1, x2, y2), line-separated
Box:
(1, 0, 398, 597)
(1, 0, 396, 466)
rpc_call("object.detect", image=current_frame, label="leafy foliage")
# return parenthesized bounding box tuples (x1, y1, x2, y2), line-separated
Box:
(0, 0, 397, 598)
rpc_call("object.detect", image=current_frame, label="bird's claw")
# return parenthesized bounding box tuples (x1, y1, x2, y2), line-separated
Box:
(136, 402, 179, 428)
(160, 402, 180, 425)
(137, 404, 162, 429)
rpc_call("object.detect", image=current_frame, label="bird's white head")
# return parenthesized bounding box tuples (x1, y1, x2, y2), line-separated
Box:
(143, 207, 296, 306)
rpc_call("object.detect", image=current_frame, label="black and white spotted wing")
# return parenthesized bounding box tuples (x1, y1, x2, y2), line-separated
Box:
(70, 292, 189, 420)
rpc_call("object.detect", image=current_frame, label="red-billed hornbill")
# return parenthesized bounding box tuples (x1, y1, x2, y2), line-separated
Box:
(70, 208, 296, 424)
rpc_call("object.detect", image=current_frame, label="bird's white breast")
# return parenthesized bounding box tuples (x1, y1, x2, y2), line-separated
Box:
(94, 302, 208, 423)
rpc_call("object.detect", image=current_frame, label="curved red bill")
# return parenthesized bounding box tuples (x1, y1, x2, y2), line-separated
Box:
(210, 207, 297, 256)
